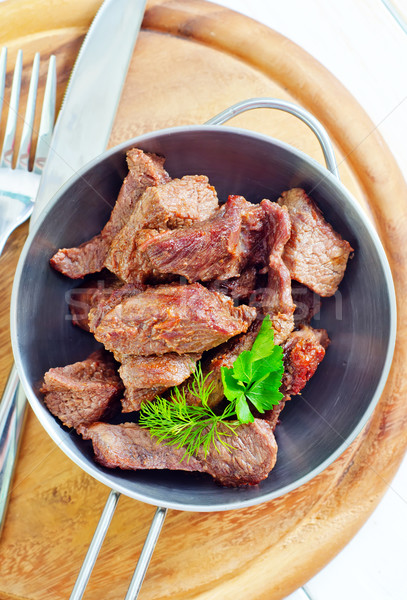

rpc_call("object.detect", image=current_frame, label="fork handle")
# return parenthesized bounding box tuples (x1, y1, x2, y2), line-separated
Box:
(0, 364, 28, 535)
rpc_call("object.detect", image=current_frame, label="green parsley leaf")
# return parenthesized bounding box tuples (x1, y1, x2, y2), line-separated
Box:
(231, 350, 253, 383)
(246, 376, 284, 411)
(250, 314, 277, 360)
(221, 315, 284, 424)
(235, 392, 255, 423)
(250, 352, 283, 382)
(221, 367, 245, 402)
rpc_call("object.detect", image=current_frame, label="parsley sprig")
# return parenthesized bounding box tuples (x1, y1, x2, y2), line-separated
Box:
(139, 315, 284, 457)
(221, 315, 284, 423)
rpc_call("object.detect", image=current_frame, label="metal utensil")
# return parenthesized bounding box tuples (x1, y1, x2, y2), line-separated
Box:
(0, 49, 56, 533)
(33, 0, 146, 223)
(0, 0, 146, 538)
(0, 48, 56, 255)
(11, 98, 397, 598)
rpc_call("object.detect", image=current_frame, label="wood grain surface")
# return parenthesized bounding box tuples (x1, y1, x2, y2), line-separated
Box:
(0, 1, 406, 599)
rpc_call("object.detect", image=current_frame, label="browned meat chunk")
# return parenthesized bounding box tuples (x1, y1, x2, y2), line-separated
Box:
(107, 228, 166, 286)
(240, 201, 267, 266)
(291, 282, 322, 327)
(69, 280, 106, 332)
(278, 188, 353, 297)
(118, 353, 200, 412)
(40, 350, 123, 429)
(263, 326, 328, 427)
(255, 199, 295, 345)
(207, 266, 257, 302)
(91, 283, 256, 357)
(127, 195, 244, 282)
(50, 149, 171, 279)
(68, 273, 123, 332)
(264, 399, 287, 431)
(69, 277, 145, 333)
(105, 175, 219, 282)
(79, 419, 278, 487)
(87, 282, 145, 332)
(121, 196, 266, 284)
(281, 325, 329, 396)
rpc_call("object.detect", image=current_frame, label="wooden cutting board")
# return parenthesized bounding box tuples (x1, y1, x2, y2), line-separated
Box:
(1, 1, 407, 599)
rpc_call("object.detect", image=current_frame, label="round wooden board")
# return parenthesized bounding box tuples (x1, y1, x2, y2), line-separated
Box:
(1, 1, 407, 599)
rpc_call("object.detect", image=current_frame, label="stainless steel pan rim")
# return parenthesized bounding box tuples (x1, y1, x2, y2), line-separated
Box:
(10, 122, 397, 513)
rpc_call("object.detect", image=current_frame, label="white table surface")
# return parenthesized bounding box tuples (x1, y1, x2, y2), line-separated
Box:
(212, 1, 407, 599)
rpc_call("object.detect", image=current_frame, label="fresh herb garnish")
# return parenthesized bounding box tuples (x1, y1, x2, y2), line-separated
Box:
(139, 363, 238, 459)
(139, 315, 284, 456)
(221, 315, 284, 423)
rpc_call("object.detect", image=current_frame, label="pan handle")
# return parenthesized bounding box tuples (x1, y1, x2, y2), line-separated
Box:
(124, 506, 168, 599)
(70, 490, 167, 600)
(205, 97, 340, 180)
(70, 489, 121, 599)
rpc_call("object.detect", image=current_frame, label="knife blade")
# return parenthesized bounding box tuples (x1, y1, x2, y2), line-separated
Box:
(32, 0, 146, 223)
(0, 0, 146, 537)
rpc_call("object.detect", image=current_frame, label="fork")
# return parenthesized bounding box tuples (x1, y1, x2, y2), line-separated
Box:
(0, 47, 56, 255)
(0, 48, 56, 533)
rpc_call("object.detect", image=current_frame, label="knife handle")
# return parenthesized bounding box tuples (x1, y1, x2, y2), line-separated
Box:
(0, 364, 28, 536)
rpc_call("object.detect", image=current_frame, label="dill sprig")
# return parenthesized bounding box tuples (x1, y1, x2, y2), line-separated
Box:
(139, 317, 284, 457)
(139, 363, 238, 459)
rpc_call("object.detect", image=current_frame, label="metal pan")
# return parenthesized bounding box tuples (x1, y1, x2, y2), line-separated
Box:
(10, 99, 396, 598)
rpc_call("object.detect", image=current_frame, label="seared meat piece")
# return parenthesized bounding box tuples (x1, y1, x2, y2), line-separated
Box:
(50, 149, 170, 279)
(255, 199, 295, 345)
(281, 325, 329, 396)
(79, 418, 278, 487)
(68, 273, 123, 332)
(88, 282, 145, 332)
(69, 280, 107, 332)
(240, 201, 267, 267)
(105, 175, 219, 282)
(263, 326, 328, 427)
(264, 399, 287, 431)
(128, 195, 244, 283)
(291, 282, 321, 327)
(92, 283, 256, 357)
(123, 195, 265, 284)
(108, 228, 166, 286)
(40, 350, 123, 430)
(69, 277, 145, 333)
(278, 188, 353, 297)
(207, 266, 257, 303)
(118, 353, 200, 412)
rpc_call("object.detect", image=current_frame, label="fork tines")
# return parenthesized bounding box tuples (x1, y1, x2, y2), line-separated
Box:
(0, 48, 56, 173)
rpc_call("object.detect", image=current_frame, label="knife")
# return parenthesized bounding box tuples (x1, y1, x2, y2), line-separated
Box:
(33, 0, 146, 223)
(0, 0, 146, 549)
